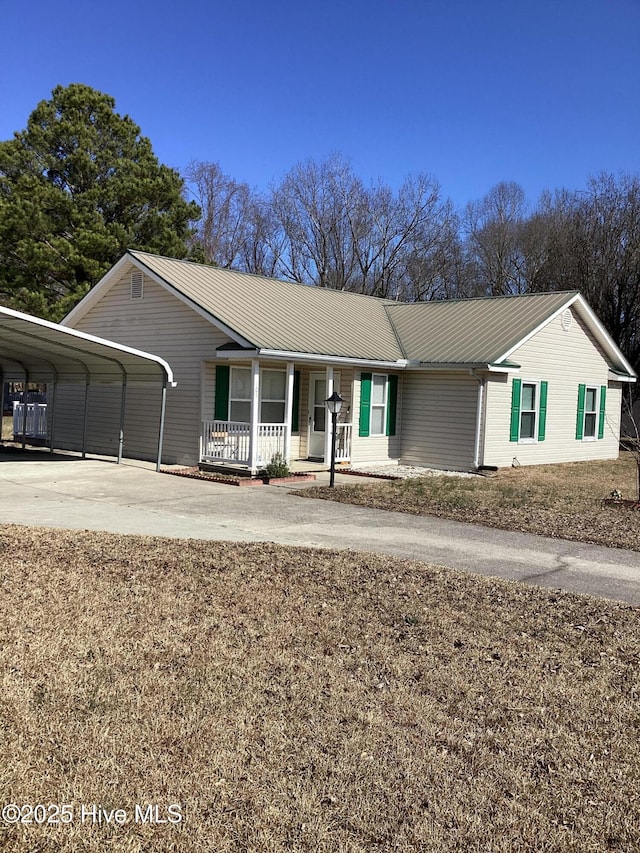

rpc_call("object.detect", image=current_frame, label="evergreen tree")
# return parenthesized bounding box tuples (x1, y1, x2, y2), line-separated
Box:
(0, 83, 200, 319)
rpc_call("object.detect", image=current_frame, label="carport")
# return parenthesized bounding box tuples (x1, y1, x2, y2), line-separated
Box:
(0, 306, 176, 471)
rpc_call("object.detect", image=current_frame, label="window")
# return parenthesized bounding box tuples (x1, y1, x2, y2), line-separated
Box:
(576, 384, 606, 440)
(260, 370, 286, 423)
(584, 387, 598, 439)
(509, 378, 548, 443)
(358, 373, 398, 438)
(229, 367, 251, 422)
(370, 374, 387, 435)
(519, 382, 537, 440)
(226, 367, 287, 424)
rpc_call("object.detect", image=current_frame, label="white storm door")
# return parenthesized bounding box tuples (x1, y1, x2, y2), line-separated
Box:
(308, 372, 340, 459)
(308, 373, 327, 459)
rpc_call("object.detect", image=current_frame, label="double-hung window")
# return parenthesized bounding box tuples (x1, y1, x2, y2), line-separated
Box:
(260, 369, 286, 423)
(359, 373, 398, 437)
(224, 366, 287, 424)
(584, 387, 598, 439)
(510, 378, 548, 442)
(576, 384, 606, 440)
(370, 374, 387, 435)
(229, 367, 251, 422)
(519, 382, 537, 440)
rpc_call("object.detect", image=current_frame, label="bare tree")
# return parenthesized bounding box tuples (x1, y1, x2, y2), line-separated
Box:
(185, 160, 255, 268)
(272, 156, 459, 299)
(463, 182, 529, 296)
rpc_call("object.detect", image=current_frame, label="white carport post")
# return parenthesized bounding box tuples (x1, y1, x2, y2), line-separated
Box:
(21, 368, 29, 450)
(117, 372, 128, 465)
(248, 359, 260, 474)
(47, 365, 58, 454)
(81, 369, 91, 459)
(323, 366, 335, 465)
(155, 373, 168, 472)
(284, 362, 294, 464)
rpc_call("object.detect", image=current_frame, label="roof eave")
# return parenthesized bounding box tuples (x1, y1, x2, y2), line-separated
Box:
(216, 347, 409, 369)
(408, 361, 518, 373)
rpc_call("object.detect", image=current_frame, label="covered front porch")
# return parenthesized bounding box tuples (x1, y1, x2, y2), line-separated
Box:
(200, 359, 353, 474)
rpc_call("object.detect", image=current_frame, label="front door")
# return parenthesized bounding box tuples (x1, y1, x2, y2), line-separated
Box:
(308, 372, 339, 459)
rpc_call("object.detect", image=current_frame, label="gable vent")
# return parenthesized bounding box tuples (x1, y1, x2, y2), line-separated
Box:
(561, 308, 572, 331)
(130, 271, 144, 300)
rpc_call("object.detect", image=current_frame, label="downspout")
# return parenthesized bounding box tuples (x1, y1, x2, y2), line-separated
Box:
(470, 369, 486, 470)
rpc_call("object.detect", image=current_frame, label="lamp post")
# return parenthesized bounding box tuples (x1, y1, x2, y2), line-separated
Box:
(326, 390, 343, 487)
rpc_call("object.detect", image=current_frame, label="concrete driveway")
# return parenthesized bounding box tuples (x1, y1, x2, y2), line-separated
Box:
(0, 453, 639, 604)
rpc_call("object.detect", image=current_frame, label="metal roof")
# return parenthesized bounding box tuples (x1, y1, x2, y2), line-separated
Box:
(129, 251, 405, 362)
(65, 251, 636, 377)
(384, 291, 578, 364)
(0, 305, 175, 384)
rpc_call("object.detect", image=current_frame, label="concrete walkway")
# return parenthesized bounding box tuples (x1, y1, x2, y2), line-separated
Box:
(0, 452, 638, 604)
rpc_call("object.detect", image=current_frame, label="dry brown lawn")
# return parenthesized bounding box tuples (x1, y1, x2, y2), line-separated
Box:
(2, 416, 13, 441)
(299, 454, 640, 551)
(1, 525, 639, 852)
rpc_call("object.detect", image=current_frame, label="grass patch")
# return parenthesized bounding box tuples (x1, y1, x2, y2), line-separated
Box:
(299, 455, 640, 551)
(1, 525, 639, 851)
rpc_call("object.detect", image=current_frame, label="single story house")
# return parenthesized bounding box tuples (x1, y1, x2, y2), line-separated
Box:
(59, 250, 636, 472)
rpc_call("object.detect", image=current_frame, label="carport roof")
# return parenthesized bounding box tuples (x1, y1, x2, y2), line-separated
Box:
(0, 305, 175, 383)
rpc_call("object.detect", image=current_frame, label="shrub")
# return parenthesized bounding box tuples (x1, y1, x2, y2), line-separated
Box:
(263, 452, 290, 479)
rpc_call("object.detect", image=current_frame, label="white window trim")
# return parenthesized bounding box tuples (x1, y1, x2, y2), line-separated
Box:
(228, 366, 287, 424)
(260, 368, 286, 424)
(581, 384, 599, 442)
(229, 366, 251, 423)
(370, 373, 388, 437)
(518, 379, 540, 444)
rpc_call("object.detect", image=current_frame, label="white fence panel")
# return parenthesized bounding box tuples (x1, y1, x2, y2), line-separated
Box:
(13, 402, 48, 439)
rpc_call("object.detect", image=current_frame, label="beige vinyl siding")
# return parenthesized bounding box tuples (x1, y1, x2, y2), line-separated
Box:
(68, 263, 233, 465)
(399, 371, 478, 471)
(483, 308, 623, 467)
(351, 371, 401, 465)
(49, 381, 87, 452)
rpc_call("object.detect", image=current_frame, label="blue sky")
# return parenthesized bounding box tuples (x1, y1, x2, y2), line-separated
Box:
(1, 0, 639, 210)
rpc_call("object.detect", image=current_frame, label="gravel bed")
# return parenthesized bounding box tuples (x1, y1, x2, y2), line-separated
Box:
(350, 463, 477, 479)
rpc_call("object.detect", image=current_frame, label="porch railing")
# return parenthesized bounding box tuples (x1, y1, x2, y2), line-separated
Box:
(201, 420, 353, 467)
(13, 402, 48, 439)
(200, 420, 286, 467)
(335, 423, 352, 462)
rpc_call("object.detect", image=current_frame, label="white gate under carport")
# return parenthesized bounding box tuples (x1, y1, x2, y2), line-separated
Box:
(0, 306, 176, 471)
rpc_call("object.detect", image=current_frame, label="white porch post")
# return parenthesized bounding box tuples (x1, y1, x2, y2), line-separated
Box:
(248, 359, 260, 474)
(323, 365, 334, 465)
(284, 362, 294, 463)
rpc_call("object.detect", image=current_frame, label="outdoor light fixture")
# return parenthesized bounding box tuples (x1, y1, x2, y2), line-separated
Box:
(326, 390, 343, 487)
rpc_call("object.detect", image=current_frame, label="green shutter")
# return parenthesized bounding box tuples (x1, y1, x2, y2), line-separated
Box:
(576, 384, 586, 440)
(292, 370, 301, 432)
(598, 385, 607, 439)
(386, 375, 398, 436)
(214, 364, 230, 420)
(359, 372, 372, 437)
(537, 381, 548, 441)
(509, 378, 521, 442)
